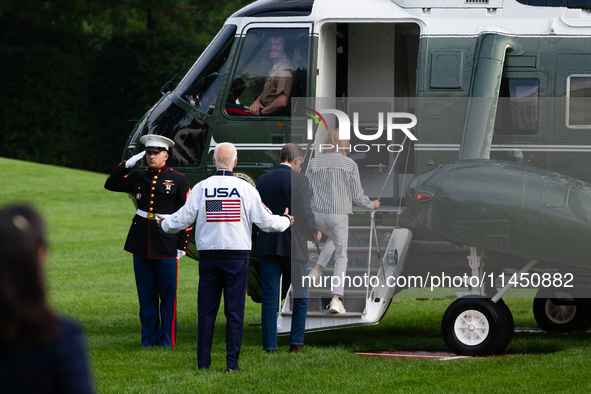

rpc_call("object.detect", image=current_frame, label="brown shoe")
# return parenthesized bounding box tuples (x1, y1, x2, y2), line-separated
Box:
(289, 344, 304, 353)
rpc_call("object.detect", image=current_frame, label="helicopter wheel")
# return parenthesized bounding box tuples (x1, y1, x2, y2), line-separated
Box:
(442, 298, 513, 356)
(533, 289, 591, 332)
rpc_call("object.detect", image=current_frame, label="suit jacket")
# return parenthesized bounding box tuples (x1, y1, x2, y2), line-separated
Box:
(105, 163, 192, 259)
(255, 164, 317, 262)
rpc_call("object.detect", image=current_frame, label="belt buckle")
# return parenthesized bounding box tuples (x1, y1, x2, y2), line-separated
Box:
(147, 212, 156, 220)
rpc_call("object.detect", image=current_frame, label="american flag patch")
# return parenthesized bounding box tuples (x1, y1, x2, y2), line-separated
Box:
(206, 199, 241, 222)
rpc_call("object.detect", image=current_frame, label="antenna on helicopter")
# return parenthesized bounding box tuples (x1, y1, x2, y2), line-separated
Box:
(159, 56, 198, 95)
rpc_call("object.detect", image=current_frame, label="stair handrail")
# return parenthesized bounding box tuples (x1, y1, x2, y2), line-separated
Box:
(364, 209, 376, 315)
(377, 135, 409, 201)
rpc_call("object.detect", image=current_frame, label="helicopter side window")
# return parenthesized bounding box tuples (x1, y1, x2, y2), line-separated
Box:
(567, 75, 591, 128)
(225, 28, 309, 117)
(494, 78, 539, 136)
(176, 25, 237, 115)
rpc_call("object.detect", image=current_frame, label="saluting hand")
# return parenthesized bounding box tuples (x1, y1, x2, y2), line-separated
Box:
(283, 207, 294, 227)
(125, 150, 146, 168)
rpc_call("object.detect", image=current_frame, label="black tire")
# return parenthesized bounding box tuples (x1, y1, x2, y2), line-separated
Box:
(495, 299, 514, 353)
(533, 289, 591, 332)
(442, 298, 514, 356)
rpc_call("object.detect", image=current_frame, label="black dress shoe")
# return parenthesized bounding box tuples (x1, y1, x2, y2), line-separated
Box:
(289, 344, 304, 353)
(265, 349, 277, 353)
(225, 367, 239, 373)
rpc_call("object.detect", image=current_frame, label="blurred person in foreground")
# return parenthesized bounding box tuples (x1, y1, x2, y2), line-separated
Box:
(0, 204, 94, 394)
(307, 128, 380, 313)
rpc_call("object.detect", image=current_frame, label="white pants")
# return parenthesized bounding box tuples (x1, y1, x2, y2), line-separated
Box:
(314, 212, 349, 297)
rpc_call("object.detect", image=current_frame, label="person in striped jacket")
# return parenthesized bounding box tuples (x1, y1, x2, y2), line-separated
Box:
(307, 128, 380, 313)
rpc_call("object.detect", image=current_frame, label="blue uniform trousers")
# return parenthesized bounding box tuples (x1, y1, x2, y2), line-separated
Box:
(260, 256, 309, 351)
(133, 255, 178, 347)
(197, 258, 249, 370)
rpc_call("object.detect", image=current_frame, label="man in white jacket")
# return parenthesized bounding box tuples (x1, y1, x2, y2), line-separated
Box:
(158, 142, 293, 372)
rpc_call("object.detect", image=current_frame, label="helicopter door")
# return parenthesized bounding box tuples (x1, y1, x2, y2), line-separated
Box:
(316, 22, 420, 206)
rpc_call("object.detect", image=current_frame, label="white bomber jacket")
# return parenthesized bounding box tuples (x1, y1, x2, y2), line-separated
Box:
(162, 170, 290, 259)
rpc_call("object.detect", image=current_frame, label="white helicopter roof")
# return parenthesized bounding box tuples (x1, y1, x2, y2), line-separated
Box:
(226, 0, 591, 36)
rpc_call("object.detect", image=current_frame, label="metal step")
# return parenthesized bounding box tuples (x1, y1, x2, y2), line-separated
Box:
(303, 296, 367, 314)
(308, 246, 385, 253)
(310, 227, 396, 248)
(306, 258, 382, 271)
(348, 225, 398, 229)
(328, 246, 384, 252)
(304, 267, 380, 275)
(308, 288, 369, 298)
(307, 225, 394, 269)
(280, 311, 363, 318)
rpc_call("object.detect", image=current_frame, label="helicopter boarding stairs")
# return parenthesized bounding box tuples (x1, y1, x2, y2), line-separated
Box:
(277, 217, 412, 334)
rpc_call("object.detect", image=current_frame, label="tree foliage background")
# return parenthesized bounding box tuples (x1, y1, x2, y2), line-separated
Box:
(0, 0, 252, 173)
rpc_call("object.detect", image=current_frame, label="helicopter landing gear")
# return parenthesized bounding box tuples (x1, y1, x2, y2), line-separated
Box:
(533, 289, 591, 332)
(441, 247, 524, 356)
(442, 297, 514, 356)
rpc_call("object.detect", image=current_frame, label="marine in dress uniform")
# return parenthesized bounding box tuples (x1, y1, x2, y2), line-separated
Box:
(159, 142, 293, 372)
(105, 134, 191, 348)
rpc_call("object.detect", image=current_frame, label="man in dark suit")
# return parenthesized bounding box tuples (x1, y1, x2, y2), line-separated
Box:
(255, 143, 320, 352)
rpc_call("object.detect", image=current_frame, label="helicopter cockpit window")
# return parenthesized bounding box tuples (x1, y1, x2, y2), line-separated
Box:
(225, 28, 309, 117)
(176, 25, 237, 115)
(494, 78, 539, 136)
(567, 75, 591, 128)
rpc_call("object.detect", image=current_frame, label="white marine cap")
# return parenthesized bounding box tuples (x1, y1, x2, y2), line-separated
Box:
(139, 134, 175, 152)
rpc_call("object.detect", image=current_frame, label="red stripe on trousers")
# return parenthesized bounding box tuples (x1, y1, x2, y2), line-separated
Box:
(172, 257, 178, 348)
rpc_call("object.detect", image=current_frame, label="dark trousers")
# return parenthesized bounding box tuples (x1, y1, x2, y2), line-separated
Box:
(133, 255, 178, 347)
(197, 257, 249, 370)
(260, 256, 309, 351)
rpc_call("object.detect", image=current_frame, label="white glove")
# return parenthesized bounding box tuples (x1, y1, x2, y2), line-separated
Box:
(177, 250, 186, 260)
(125, 151, 146, 168)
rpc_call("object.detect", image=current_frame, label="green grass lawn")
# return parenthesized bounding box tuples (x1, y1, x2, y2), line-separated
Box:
(2, 157, 591, 393)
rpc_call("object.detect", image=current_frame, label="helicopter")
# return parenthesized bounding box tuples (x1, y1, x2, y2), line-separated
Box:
(121, 0, 591, 356)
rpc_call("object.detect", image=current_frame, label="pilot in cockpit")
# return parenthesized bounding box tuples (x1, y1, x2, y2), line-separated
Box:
(227, 35, 293, 116)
